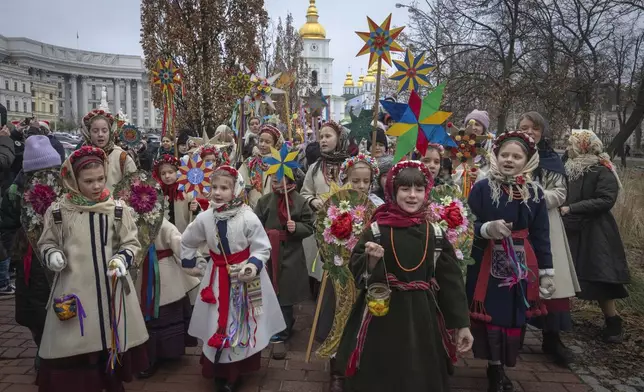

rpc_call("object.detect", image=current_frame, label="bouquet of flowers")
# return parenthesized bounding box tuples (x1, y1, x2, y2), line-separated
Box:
(428, 185, 475, 276)
(21, 169, 64, 254)
(114, 171, 165, 268)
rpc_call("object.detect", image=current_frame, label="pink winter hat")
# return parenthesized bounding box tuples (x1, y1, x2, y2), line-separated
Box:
(23, 135, 61, 173)
(464, 110, 490, 131)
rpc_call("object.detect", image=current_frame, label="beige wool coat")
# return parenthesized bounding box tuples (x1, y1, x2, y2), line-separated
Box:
(167, 196, 196, 234)
(135, 219, 200, 307)
(539, 170, 581, 299)
(37, 200, 148, 360)
(105, 146, 138, 192)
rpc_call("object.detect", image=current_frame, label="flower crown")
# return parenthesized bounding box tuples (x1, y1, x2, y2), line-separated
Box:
(69, 146, 107, 165)
(153, 154, 180, 172)
(213, 165, 239, 179)
(199, 145, 231, 165)
(386, 160, 434, 201)
(83, 109, 115, 130)
(259, 124, 282, 144)
(427, 143, 445, 154)
(339, 153, 380, 183)
(321, 120, 342, 135)
(492, 131, 537, 156)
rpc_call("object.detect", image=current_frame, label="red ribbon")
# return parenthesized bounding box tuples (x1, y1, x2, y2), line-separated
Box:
(202, 247, 251, 349)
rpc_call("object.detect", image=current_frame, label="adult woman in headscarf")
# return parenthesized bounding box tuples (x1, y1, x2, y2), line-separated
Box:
(517, 112, 580, 366)
(80, 109, 137, 192)
(561, 130, 630, 343)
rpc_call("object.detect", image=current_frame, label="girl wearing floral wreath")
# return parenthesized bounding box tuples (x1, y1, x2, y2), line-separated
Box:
(181, 166, 285, 392)
(301, 121, 350, 212)
(153, 154, 201, 233)
(195, 145, 231, 210)
(517, 112, 580, 365)
(466, 131, 555, 391)
(339, 153, 384, 207)
(334, 160, 473, 392)
(80, 109, 137, 192)
(37, 146, 148, 392)
(561, 130, 630, 343)
(238, 124, 284, 208)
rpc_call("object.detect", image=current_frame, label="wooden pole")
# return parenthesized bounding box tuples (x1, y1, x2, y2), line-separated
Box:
(282, 175, 291, 221)
(305, 271, 328, 363)
(238, 100, 245, 165)
(370, 58, 383, 157)
(285, 92, 293, 142)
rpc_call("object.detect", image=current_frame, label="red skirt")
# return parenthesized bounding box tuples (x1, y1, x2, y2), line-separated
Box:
(200, 353, 261, 382)
(36, 343, 148, 392)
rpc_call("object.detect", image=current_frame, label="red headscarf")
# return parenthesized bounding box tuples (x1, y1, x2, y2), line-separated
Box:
(153, 154, 185, 201)
(370, 160, 433, 228)
(272, 180, 296, 225)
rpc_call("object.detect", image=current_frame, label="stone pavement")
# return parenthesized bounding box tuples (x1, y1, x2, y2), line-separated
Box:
(0, 298, 592, 392)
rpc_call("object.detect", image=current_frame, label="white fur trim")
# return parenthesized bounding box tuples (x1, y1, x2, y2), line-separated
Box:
(539, 268, 555, 277)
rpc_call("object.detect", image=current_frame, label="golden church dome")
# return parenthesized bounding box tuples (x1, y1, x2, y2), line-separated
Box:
(357, 75, 365, 88)
(363, 70, 376, 84)
(344, 72, 355, 87)
(299, 0, 326, 40)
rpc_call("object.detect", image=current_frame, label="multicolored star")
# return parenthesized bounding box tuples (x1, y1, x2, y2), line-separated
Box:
(356, 14, 405, 67)
(390, 49, 435, 92)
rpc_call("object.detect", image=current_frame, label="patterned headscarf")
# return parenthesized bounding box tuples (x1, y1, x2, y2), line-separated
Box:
(59, 146, 114, 213)
(565, 130, 622, 189)
(153, 154, 184, 201)
(210, 166, 250, 222)
(311, 121, 350, 179)
(488, 131, 541, 206)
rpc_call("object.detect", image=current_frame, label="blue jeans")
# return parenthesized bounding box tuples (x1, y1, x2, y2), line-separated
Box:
(0, 258, 10, 288)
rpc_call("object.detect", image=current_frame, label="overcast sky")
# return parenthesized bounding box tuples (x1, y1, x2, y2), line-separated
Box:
(0, 0, 410, 95)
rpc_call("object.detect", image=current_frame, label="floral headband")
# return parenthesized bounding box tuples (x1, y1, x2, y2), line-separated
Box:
(385, 160, 434, 202)
(83, 109, 115, 130)
(339, 153, 380, 183)
(199, 145, 231, 166)
(321, 120, 342, 135)
(69, 146, 107, 174)
(427, 143, 445, 154)
(492, 131, 537, 157)
(153, 154, 180, 172)
(259, 124, 282, 144)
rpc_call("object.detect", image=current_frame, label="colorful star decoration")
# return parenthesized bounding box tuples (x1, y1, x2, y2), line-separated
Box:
(390, 49, 435, 92)
(151, 59, 182, 95)
(382, 83, 457, 163)
(176, 154, 215, 197)
(119, 123, 142, 150)
(245, 72, 284, 110)
(229, 71, 253, 99)
(356, 14, 405, 67)
(262, 144, 301, 182)
(304, 88, 328, 117)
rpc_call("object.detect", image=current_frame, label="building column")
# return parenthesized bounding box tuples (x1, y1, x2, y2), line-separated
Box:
(81, 76, 89, 117)
(70, 74, 78, 123)
(136, 80, 144, 128)
(148, 94, 156, 129)
(114, 78, 121, 113)
(125, 79, 132, 118)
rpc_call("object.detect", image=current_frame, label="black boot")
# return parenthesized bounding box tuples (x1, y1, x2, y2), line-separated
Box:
(214, 377, 241, 392)
(137, 360, 159, 379)
(329, 358, 344, 392)
(486, 365, 504, 392)
(542, 331, 574, 366)
(602, 315, 624, 344)
(518, 325, 527, 350)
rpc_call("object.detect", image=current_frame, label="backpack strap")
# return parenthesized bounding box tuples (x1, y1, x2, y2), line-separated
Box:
(114, 199, 123, 221)
(430, 222, 445, 275)
(119, 151, 127, 174)
(52, 202, 62, 225)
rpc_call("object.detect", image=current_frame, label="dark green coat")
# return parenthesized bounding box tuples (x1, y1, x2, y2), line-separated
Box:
(334, 223, 470, 392)
(254, 191, 314, 306)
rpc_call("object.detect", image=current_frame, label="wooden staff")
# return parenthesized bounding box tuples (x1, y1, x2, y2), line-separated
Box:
(306, 270, 328, 363)
(370, 58, 383, 157)
(282, 176, 291, 220)
(285, 92, 293, 142)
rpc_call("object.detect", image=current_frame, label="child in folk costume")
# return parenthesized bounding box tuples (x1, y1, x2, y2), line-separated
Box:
(37, 146, 148, 392)
(254, 174, 315, 358)
(238, 124, 284, 208)
(452, 110, 494, 188)
(373, 156, 394, 202)
(561, 130, 630, 343)
(466, 132, 555, 392)
(181, 166, 285, 391)
(517, 113, 579, 365)
(339, 153, 384, 207)
(157, 135, 175, 158)
(153, 154, 201, 233)
(80, 109, 137, 192)
(334, 161, 473, 392)
(135, 218, 201, 378)
(301, 121, 350, 212)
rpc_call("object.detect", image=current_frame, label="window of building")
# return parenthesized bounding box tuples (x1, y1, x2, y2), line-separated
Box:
(49, 93, 53, 100)
(58, 91, 62, 98)
(23, 102, 27, 112)
(31, 90, 35, 97)
(22, 84, 26, 93)
(50, 104, 54, 113)
(14, 82, 17, 91)
(58, 82, 62, 89)
(610, 119, 616, 129)
(41, 103, 45, 113)
(92, 103, 96, 109)
(145, 119, 149, 126)
(31, 102, 35, 111)
(311, 70, 318, 87)
(5, 101, 9, 111)
(15, 101, 19, 111)
(4, 81, 8, 90)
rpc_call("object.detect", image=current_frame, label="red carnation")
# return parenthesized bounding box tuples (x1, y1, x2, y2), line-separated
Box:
(130, 183, 158, 213)
(516, 176, 526, 185)
(330, 212, 353, 240)
(26, 184, 58, 216)
(440, 202, 464, 229)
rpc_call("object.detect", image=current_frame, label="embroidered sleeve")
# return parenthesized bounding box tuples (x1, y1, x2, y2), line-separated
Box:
(244, 211, 270, 272)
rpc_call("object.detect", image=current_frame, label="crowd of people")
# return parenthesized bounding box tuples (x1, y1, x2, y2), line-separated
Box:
(0, 102, 631, 392)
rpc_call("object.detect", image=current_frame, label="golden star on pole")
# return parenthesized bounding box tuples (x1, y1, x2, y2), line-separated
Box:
(355, 14, 405, 67)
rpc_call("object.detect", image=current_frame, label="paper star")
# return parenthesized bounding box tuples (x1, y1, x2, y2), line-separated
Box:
(390, 49, 435, 92)
(176, 154, 215, 197)
(151, 59, 182, 96)
(383, 83, 456, 163)
(245, 72, 284, 110)
(319, 182, 352, 203)
(356, 14, 405, 67)
(262, 144, 301, 182)
(304, 88, 328, 117)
